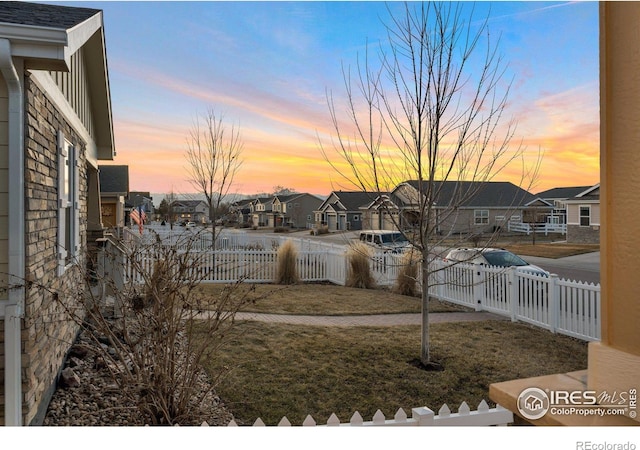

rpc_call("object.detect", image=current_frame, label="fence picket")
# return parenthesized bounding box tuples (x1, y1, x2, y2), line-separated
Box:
(278, 417, 292, 426)
(372, 410, 386, 425)
(326, 413, 340, 426)
(302, 415, 316, 426)
(350, 411, 364, 426)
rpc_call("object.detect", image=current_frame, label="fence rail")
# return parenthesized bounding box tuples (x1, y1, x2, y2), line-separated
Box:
(115, 230, 600, 341)
(217, 400, 512, 427)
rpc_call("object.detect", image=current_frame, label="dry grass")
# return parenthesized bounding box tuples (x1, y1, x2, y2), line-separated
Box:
(275, 240, 299, 285)
(345, 242, 376, 289)
(395, 249, 420, 296)
(502, 243, 599, 259)
(195, 283, 465, 315)
(202, 320, 588, 426)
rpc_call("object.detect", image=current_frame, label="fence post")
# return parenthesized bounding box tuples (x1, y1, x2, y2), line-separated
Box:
(548, 274, 559, 334)
(472, 266, 484, 312)
(411, 407, 435, 426)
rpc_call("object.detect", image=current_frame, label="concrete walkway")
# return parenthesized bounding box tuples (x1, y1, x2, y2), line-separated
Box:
(233, 311, 507, 327)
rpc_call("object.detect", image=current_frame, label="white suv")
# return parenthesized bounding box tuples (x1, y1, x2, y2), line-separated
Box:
(359, 230, 413, 253)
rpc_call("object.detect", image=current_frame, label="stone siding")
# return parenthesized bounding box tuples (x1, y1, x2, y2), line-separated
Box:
(567, 224, 601, 244)
(0, 73, 89, 426)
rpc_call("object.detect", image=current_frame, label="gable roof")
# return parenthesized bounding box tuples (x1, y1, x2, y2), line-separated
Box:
(99, 165, 129, 194)
(0, 1, 114, 160)
(402, 180, 535, 208)
(326, 191, 380, 212)
(535, 186, 594, 199)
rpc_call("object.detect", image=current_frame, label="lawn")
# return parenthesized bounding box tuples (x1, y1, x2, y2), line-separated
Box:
(195, 283, 467, 315)
(195, 284, 589, 426)
(502, 243, 599, 259)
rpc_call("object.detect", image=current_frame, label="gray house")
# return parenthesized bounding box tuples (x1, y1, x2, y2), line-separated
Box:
(389, 180, 536, 235)
(564, 184, 600, 244)
(271, 193, 323, 229)
(314, 191, 379, 231)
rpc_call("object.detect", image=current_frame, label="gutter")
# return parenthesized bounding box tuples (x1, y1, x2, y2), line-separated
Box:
(0, 38, 25, 426)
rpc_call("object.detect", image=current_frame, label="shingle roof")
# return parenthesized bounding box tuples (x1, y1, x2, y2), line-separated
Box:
(535, 186, 593, 199)
(99, 165, 129, 194)
(0, 1, 100, 29)
(331, 191, 380, 211)
(404, 180, 534, 208)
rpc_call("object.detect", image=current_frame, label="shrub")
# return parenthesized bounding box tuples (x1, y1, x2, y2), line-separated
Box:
(346, 242, 375, 289)
(395, 249, 420, 296)
(51, 229, 258, 425)
(276, 240, 299, 285)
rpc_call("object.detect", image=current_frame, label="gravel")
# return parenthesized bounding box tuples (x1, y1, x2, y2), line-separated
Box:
(42, 326, 235, 426)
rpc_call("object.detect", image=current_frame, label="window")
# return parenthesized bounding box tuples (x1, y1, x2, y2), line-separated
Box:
(474, 210, 489, 225)
(58, 131, 79, 275)
(579, 206, 591, 226)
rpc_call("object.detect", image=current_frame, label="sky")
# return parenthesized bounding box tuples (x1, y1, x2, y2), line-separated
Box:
(53, 1, 600, 198)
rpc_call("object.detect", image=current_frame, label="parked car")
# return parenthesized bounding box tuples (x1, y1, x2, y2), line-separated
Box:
(359, 230, 413, 253)
(444, 248, 549, 277)
(185, 221, 197, 228)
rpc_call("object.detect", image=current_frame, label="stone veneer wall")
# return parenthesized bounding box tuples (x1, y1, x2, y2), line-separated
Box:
(567, 225, 601, 244)
(18, 73, 88, 425)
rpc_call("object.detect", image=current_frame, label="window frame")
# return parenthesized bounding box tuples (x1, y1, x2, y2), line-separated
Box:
(58, 131, 80, 275)
(579, 205, 591, 227)
(474, 209, 489, 225)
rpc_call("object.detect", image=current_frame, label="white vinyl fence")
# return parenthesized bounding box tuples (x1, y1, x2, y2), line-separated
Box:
(118, 229, 600, 341)
(220, 400, 512, 427)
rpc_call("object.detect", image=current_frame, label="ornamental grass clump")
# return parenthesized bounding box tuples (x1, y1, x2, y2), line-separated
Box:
(395, 249, 420, 297)
(276, 240, 299, 285)
(346, 241, 375, 289)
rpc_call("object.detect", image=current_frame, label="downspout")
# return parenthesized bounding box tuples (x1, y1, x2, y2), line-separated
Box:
(0, 38, 25, 426)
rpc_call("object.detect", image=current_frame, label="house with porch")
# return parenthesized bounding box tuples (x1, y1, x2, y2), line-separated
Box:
(388, 180, 536, 236)
(532, 185, 593, 227)
(250, 197, 275, 227)
(0, 2, 115, 425)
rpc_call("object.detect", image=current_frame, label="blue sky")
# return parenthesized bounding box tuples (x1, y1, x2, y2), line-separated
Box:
(52, 1, 600, 196)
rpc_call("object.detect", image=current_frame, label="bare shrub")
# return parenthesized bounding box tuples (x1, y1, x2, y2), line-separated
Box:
(275, 240, 299, 285)
(346, 242, 375, 289)
(395, 249, 420, 297)
(52, 229, 258, 425)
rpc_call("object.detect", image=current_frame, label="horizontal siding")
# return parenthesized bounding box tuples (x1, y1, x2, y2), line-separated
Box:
(591, 204, 601, 225)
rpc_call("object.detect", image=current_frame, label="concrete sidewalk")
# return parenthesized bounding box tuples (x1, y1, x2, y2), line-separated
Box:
(233, 311, 507, 327)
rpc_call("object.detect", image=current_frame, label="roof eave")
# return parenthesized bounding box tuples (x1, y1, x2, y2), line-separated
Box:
(1, 12, 114, 160)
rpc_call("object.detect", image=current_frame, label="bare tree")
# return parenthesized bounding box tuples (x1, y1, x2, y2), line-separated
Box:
(185, 109, 243, 240)
(320, 2, 540, 367)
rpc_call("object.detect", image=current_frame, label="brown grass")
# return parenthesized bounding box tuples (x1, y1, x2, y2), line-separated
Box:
(502, 243, 599, 259)
(345, 242, 375, 289)
(195, 283, 465, 315)
(202, 319, 588, 426)
(275, 240, 299, 285)
(395, 249, 420, 296)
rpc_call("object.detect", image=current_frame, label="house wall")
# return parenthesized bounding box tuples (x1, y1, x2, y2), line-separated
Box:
(0, 73, 8, 299)
(15, 74, 89, 425)
(436, 208, 521, 235)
